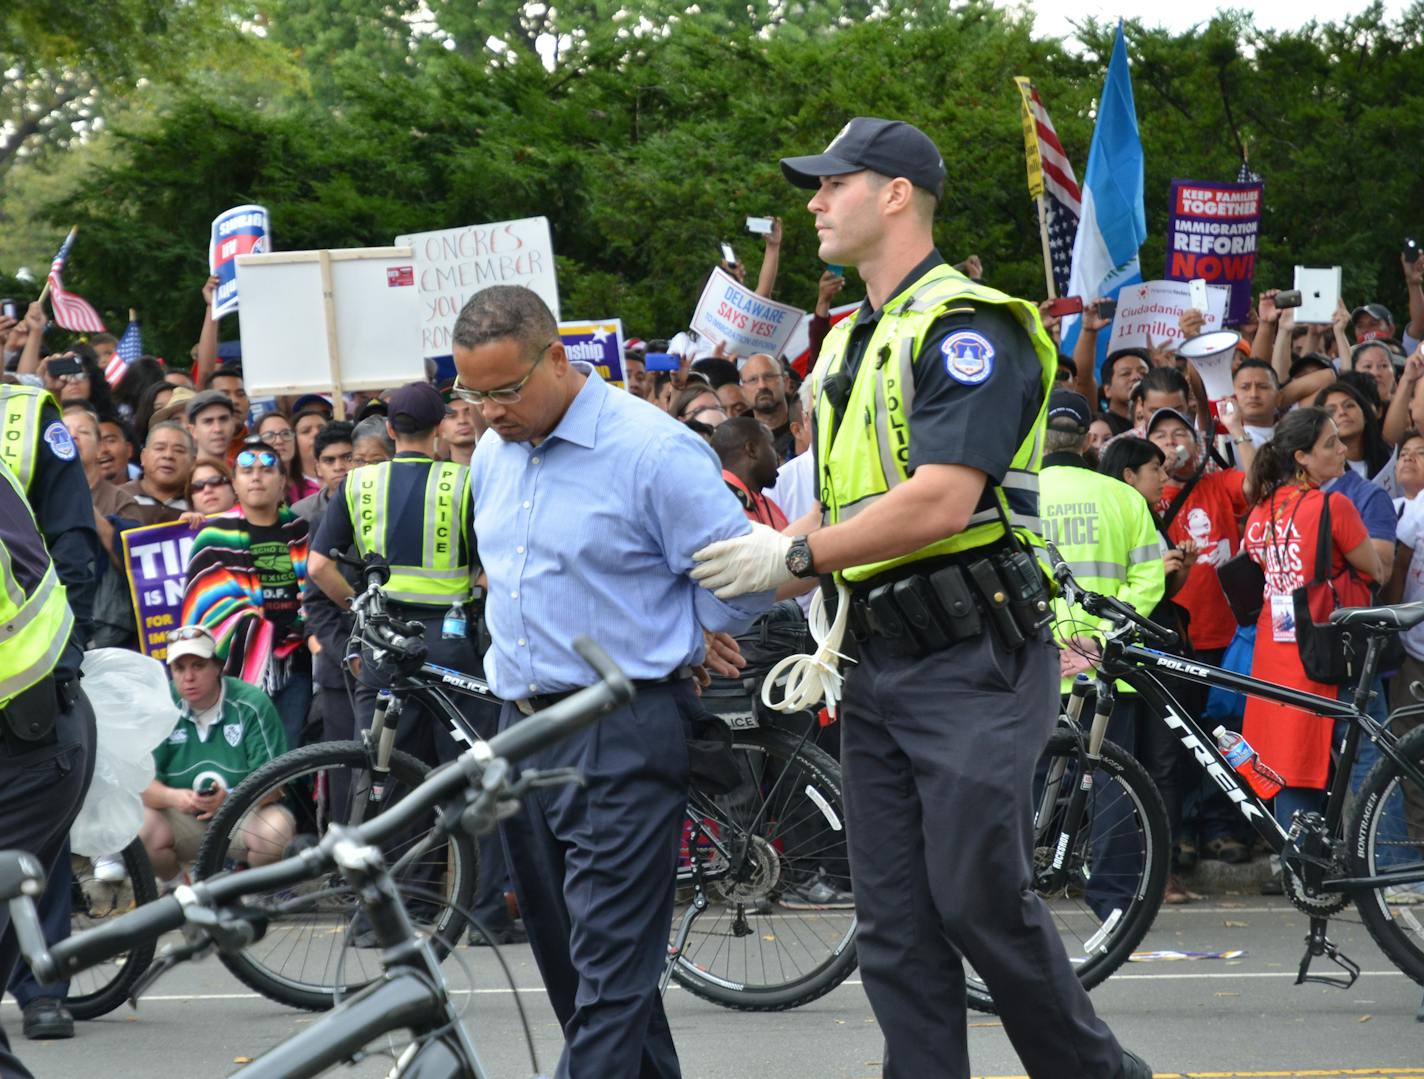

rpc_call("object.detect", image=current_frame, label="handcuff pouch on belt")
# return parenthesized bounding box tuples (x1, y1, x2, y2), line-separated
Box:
(0, 674, 60, 751)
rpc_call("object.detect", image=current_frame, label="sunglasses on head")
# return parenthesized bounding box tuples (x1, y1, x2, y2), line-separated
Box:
(167, 625, 215, 644)
(236, 449, 279, 469)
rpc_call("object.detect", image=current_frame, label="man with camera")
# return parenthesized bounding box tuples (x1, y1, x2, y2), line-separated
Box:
(690, 117, 1149, 1078)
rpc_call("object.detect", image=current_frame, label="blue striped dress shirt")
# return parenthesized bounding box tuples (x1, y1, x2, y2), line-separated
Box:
(470, 364, 774, 699)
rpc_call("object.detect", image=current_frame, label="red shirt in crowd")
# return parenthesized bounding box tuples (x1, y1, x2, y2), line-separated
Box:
(1156, 469, 1249, 651)
(1241, 485, 1368, 788)
(722, 470, 788, 530)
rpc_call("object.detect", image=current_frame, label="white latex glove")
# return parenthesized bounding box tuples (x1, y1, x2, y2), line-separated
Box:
(691, 522, 795, 598)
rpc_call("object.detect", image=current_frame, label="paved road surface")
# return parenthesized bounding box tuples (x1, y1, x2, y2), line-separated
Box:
(5, 898, 1422, 1077)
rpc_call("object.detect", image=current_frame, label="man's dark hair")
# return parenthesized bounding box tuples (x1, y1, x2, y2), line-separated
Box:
(709, 415, 768, 466)
(690, 357, 740, 389)
(451, 285, 558, 355)
(1138, 366, 1189, 399)
(314, 420, 354, 459)
(390, 414, 434, 437)
(1102, 348, 1151, 383)
(652, 372, 675, 398)
(1233, 358, 1278, 384)
(204, 364, 244, 389)
(1335, 370, 1382, 414)
(88, 332, 118, 349)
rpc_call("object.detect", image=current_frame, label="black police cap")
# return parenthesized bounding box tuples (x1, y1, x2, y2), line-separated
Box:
(781, 117, 947, 200)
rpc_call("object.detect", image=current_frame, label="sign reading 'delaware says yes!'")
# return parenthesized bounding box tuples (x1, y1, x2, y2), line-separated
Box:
(396, 217, 560, 359)
(692, 268, 805, 359)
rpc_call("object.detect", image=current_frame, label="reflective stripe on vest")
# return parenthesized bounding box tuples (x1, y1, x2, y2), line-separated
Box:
(0, 386, 58, 493)
(0, 462, 73, 708)
(813, 263, 1057, 582)
(345, 459, 472, 605)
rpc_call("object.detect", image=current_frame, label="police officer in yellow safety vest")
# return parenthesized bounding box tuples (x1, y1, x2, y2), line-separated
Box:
(0, 455, 96, 1074)
(1039, 389, 1168, 920)
(691, 118, 1152, 1079)
(0, 383, 102, 1046)
(306, 381, 520, 944)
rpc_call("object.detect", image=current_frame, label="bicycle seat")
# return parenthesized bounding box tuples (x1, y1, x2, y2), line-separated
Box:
(0, 850, 45, 901)
(1329, 600, 1424, 632)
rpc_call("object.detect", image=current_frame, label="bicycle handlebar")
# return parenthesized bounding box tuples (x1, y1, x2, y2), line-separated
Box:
(9, 636, 634, 985)
(1045, 541, 1181, 651)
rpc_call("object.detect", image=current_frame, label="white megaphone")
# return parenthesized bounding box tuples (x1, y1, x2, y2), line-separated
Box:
(1176, 330, 1242, 403)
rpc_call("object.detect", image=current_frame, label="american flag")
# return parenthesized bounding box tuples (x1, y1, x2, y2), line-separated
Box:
(1237, 158, 1262, 185)
(1017, 80, 1082, 297)
(105, 317, 144, 386)
(47, 227, 107, 334)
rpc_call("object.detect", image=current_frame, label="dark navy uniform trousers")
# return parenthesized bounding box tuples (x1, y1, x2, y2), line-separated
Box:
(841, 632, 1124, 1079)
(498, 680, 691, 1079)
(0, 689, 95, 1079)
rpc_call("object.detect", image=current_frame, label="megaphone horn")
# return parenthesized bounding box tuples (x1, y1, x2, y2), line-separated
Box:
(1176, 330, 1242, 402)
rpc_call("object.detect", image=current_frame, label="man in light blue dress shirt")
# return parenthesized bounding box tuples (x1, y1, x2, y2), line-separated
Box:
(453, 285, 772, 1079)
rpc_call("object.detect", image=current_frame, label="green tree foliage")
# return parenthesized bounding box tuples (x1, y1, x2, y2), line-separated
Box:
(19, 1, 1424, 360)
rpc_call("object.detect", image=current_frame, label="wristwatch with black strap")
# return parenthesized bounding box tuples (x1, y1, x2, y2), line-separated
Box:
(785, 535, 817, 579)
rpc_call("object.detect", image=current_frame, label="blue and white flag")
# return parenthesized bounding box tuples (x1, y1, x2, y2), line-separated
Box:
(1062, 22, 1146, 373)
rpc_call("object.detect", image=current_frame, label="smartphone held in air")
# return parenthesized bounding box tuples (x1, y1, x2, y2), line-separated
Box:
(1044, 296, 1083, 317)
(825, 264, 844, 277)
(0, 299, 17, 321)
(1273, 289, 1302, 309)
(1094, 299, 1117, 320)
(46, 355, 84, 378)
(1188, 277, 1210, 312)
(745, 217, 775, 236)
(720, 241, 738, 267)
(1405, 237, 1422, 263)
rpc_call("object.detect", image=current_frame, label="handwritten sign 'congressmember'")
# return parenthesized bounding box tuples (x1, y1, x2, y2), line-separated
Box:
(691, 268, 805, 359)
(396, 217, 560, 358)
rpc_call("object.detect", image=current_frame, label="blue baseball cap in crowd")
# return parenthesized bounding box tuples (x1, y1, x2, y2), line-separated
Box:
(781, 117, 947, 200)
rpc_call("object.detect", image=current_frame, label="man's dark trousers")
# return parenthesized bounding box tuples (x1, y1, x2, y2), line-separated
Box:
(0, 689, 96, 1079)
(841, 632, 1124, 1079)
(497, 681, 690, 1079)
(352, 609, 510, 933)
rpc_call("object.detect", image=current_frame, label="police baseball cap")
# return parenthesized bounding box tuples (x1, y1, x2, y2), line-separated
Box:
(385, 381, 446, 431)
(781, 117, 947, 200)
(1046, 390, 1093, 432)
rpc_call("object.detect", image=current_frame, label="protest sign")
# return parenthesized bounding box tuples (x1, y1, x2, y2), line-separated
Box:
(396, 217, 559, 358)
(559, 319, 624, 386)
(1107, 279, 1230, 354)
(235, 247, 424, 411)
(122, 519, 203, 659)
(1164, 180, 1262, 325)
(210, 205, 271, 320)
(691, 268, 805, 359)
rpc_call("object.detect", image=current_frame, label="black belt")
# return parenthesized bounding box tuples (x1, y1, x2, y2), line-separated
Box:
(514, 665, 694, 716)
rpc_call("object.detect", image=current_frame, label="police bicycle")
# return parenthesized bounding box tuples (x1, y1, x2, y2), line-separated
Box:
(195, 553, 856, 1013)
(63, 839, 159, 1019)
(967, 544, 1424, 1013)
(1, 637, 632, 1078)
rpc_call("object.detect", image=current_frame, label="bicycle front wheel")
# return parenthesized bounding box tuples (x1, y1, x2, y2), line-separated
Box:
(66, 839, 159, 1019)
(1348, 723, 1424, 984)
(966, 726, 1168, 1014)
(194, 741, 478, 1012)
(670, 726, 858, 1011)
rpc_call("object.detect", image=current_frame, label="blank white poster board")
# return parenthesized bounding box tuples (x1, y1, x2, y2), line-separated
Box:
(235, 247, 424, 408)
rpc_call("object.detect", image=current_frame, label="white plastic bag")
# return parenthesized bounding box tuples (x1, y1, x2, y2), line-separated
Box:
(70, 648, 181, 857)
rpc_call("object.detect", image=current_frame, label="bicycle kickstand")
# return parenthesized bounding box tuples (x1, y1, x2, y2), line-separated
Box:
(1294, 916, 1360, 990)
(660, 887, 706, 997)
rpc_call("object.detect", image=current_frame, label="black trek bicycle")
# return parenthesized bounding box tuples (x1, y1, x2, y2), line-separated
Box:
(196, 552, 857, 1012)
(979, 543, 1424, 1012)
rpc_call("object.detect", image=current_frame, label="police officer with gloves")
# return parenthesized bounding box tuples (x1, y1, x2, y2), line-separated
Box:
(0, 456, 96, 1075)
(306, 381, 518, 943)
(691, 118, 1151, 1079)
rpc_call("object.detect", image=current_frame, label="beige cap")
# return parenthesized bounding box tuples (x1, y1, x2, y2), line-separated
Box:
(166, 625, 218, 664)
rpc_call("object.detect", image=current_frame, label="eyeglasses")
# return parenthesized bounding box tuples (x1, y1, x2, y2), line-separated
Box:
(741, 372, 783, 386)
(190, 476, 232, 492)
(167, 625, 215, 644)
(260, 428, 295, 444)
(452, 342, 556, 406)
(351, 454, 388, 467)
(235, 449, 280, 469)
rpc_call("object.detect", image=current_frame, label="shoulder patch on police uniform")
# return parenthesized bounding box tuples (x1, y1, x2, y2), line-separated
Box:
(940, 330, 995, 385)
(43, 421, 76, 461)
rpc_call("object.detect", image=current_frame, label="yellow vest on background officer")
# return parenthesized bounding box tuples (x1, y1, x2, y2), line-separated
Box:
(1038, 389, 1165, 693)
(690, 116, 1150, 1079)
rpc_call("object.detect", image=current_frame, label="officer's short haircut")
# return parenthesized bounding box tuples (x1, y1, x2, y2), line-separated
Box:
(786, 392, 803, 424)
(1138, 366, 1189, 400)
(1043, 426, 1088, 456)
(147, 419, 197, 456)
(451, 285, 558, 358)
(710, 415, 770, 466)
(865, 170, 936, 225)
(314, 420, 354, 459)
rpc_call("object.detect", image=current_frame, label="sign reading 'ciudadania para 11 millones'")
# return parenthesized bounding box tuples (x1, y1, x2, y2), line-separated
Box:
(1164, 179, 1262, 325)
(210, 205, 271, 320)
(558, 320, 625, 387)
